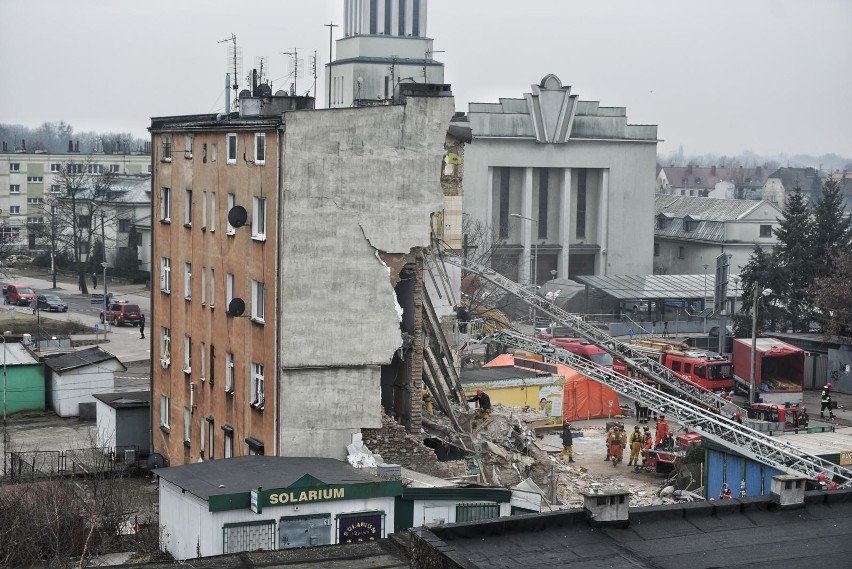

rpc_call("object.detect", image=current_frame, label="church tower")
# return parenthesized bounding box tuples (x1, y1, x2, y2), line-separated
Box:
(327, 0, 445, 108)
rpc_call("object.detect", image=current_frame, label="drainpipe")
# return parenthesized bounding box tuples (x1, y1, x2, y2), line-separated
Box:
(273, 126, 283, 457)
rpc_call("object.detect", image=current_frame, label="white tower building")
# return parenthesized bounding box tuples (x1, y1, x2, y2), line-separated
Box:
(327, 0, 445, 108)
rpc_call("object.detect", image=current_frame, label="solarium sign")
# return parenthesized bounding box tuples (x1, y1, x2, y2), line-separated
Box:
(268, 487, 346, 506)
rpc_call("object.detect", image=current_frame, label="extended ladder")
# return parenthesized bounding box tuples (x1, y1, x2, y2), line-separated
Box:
(431, 250, 744, 416)
(493, 330, 852, 486)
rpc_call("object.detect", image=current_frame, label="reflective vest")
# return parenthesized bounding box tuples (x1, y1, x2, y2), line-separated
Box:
(821, 389, 831, 403)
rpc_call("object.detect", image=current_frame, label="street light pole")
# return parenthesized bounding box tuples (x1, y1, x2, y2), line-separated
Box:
(2, 334, 7, 477)
(102, 262, 109, 334)
(749, 286, 759, 405)
(511, 213, 539, 331)
(703, 263, 709, 333)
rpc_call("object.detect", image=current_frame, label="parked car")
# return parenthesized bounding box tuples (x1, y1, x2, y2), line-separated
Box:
(37, 294, 68, 312)
(5, 283, 37, 306)
(100, 302, 142, 326)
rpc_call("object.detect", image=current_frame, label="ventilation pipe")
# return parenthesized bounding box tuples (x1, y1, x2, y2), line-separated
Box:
(224, 73, 231, 115)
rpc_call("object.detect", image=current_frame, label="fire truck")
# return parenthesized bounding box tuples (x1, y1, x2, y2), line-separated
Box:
(630, 339, 734, 391)
(536, 335, 614, 368)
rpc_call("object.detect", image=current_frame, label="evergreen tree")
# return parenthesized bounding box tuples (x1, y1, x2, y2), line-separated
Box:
(733, 245, 786, 336)
(772, 186, 815, 332)
(811, 179, 852, 278)
(815, 250, 852, 338)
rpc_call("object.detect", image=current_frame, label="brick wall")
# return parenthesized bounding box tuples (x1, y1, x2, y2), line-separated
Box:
(362, 413, 441, 476)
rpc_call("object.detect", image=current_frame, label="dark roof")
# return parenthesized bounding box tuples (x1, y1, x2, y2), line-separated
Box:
(93, 391, 150, 409)
(769, 167, 822, 199)
(654, 195, 780, 243)
(660, 166, 776, 189)
(460, 365, 545, 384)
(43, 346, 126, 372)
(155, 456, 384, 501)
(149, 112, 282, 132)
(413, 491, 852, 568)
(575, 273, 740, 301)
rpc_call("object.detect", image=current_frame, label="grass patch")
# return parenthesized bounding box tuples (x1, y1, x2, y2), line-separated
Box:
(0, 312, 92, 336)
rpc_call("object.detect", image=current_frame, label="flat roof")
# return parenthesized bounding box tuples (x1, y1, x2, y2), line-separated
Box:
(769, 426, 852, 458)
(156, 456, 385, 502)
(460, 365, 544, 384)
(575, 273, 739, 301)
(93, 391, 150, 409)
(2, 343, 39, 365)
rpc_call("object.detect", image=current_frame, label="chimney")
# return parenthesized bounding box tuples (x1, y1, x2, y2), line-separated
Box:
(75, 140, 80, 153)
(581, 484, 630, 527)
(711, 165, 717, 177)
(21, 139, 26, 151)
(68, 140, 74, 152)
(770, 474, 806, 508)
(252, 69, 258, 96)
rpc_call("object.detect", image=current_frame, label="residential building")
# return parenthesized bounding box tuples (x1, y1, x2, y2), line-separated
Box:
(327, 0, 444, 108)
(150, 82, 453, 466)
(657, 165, 775, 199)
(459, 74, 658, 282)
(653, 195, 782, 274)
(762, 166, 822, 206)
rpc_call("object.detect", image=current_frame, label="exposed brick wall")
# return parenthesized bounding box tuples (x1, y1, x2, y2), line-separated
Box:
(362, 413, 441, 476)
(408, 254, 424, 434)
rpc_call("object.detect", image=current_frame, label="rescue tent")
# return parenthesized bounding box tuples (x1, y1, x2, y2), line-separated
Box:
(483, 354, 621, 421)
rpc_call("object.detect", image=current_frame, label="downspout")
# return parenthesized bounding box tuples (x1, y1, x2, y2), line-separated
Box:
(273, 125, 283, 456)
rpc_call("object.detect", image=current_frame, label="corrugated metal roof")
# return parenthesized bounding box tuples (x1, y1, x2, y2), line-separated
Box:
(2, 343, 39, 365)
(43, 346, 125, 372)
(575, 273, 740, 301)
(655, 195, 764, 221)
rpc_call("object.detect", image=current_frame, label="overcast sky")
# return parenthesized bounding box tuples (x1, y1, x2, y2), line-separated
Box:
(1, 0, 850, 158)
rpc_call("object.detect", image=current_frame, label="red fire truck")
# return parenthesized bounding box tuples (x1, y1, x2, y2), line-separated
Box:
(630, 339, 735, 391)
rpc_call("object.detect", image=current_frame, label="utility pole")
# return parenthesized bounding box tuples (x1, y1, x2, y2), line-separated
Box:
(324, 21, 338, 108)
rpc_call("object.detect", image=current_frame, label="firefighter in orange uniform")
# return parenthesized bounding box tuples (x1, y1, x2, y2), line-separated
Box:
(654, 415, 670, 448)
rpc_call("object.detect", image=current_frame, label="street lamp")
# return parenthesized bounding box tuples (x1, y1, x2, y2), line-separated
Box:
(101, 262, 109, 333)
(749, 286, 773, 405)
(510, 213, 539, 330)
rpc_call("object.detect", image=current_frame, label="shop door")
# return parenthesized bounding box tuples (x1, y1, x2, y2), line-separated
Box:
(278, 514, 332, 549)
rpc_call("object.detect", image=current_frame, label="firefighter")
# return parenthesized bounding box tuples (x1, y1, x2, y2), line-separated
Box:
(654, 415, 670, 448)
(628, 425, 643, 466)
(734, 411, 743, 424)
(637, 400, 650, 424)
(720, 483, 732, 500)
(820, 383, 835, 419)
(467, 389, 491, 421)
(605, 424, 617, 461)
(560, 420, 575, 463)
(799, 406, 809, 428)
(642, 426, 653, 465)
(617, 424, 627, 463)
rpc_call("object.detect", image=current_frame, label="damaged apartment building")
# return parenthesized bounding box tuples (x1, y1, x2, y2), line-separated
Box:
(149, 77, 455, 466)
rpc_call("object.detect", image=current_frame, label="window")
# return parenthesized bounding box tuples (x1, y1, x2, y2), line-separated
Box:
(183, 335, 192, 373)
(26, 197, 44, 204)
(183, 408, 191, 443)
(225, 352, 235, 393)
(760, 224, 772, 238)
(199, 342, 207, 381)
(27, 217, 44, 224)
(227, 133, 237, 163)
(9, 184, 20, 194)
(199, 418, 206, 456)
(184, 189, 192, 226)
(656, 215, 671, 230)
(118, 219, 131, 233)
(86, 165, 103, 175)
(251, 197, 266, 240)
(684, 218, 698, 232)
(68, 163, 83, 174)
(201, 267, 207, 306)
(538, 169, 548, 239)
(456, 504, 500, 523)
(109, 164, 120, 173)
(184, 134, 193, 159)
(202, 143, 208, 164)
(654, 242, 660, 257)
(201, 191, 207, 229)
(576, 168, 587, 238)
(78, 215, 91, 228)
(160, 187, 171, 221)
(671, 361, 682, 372)
(160, 257, 171, 292)
(210, 192, 217, 232)
(246, 438, 264, 455)
(498, 167, 510, 239)
(209, 268, 216, 307)
(161, 134, 172, 162)
(211, 143, 218, 162)
(207, 418, 215, 459)
(251, 363, 265, 408)
(50, 184, 61, 193)
(209, 345, 216, 386)
(683, 363, 692, 374)
(223, 426, 234, 458)
(9, 163, 20, 172)
(9, 206, 20, 214)
(184, 262, 192, 299)
(226, 193, 235, 234)
(161, 327, 171, 361)
(226, 273, 234, 307)
(251, 280, 265, 322)
(254, 133, 266, 164)
(160, 395, 170, 429)
(678, 246, 685, 259)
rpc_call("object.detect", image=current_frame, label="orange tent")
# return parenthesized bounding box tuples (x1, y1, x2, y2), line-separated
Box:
(485, 354, 621, 421)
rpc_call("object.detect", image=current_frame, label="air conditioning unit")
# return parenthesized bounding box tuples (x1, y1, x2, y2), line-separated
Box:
(160, 357, 171, 369)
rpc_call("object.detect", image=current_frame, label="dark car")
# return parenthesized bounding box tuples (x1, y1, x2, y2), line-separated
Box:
(100, 302, 142, 326)
(37, 294, 68, 312)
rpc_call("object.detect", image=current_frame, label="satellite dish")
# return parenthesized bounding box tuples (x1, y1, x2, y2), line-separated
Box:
(227, 206, 248, 228)
(146, 453, 166, 470)
(274, 90, 287, 97)
(239, 89, 252, 98)
(228, 298, 246, 317)
(256, 84, 272, 96)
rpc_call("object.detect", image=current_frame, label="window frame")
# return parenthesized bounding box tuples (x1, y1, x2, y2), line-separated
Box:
(251, 362, 265, 409)
(160, 187, 171, 222)
(225, 352, 235, 393)
(199, 342, 207, 381)
(184, 262, 192, 300)
(184, 134, 194, 159)
(251, 280, 265, 323)
(9, 184, 20, 194)
(251, 196, 267, 241)
(183, 335, 192, 374)
(226, 273, 234, 308)
(183, 407, 192, 443)
(254, 133, 266, 164)
(161, 134, 172, 162)
(201, 267, 207, 306)
(160, 257, 171, 293)
(160, 395, 170, 429)
(184, 188, 192, 227)
(678, 246, 685, 259)
(160, 327, 171, 361)
(210, 192, 217, 232)
(759, 224, 772, 238)
(209, 268, 216, 308)
(227, 133, 237, 164)
(226, 193, 236, 235)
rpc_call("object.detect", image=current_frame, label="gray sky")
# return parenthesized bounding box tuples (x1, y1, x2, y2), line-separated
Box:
(1, 0, 850, 158)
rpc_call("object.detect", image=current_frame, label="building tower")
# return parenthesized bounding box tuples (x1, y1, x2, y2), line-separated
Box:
(327, 0, 444, 107)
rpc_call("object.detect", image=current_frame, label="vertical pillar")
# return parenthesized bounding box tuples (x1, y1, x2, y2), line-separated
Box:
(405, 0, 414, 36)
(391, 0, 400, 37)
(519, 167, 533, 285)
(486, 166, 494, 231)
(377, 0, 386, 34)
(558, 168, 572, 279)
(598, 169, 610, 276)
(361, 0, 370, 35)
(344, 0, 351, 36)
(420, 0, 427, 37)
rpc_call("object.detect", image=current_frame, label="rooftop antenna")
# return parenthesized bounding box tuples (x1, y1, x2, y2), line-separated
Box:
(255, 56, 269, 87)
(310, 51, 318, 97)
(218, 34, 242, 106)
(323, 21, 338, 107)
(282, 48, 303, 96)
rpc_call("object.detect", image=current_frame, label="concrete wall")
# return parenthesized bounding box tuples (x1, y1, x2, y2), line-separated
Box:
(654, 239, 758, 275)
(50, 364, 117, 417)
(279, 97, 454, 458)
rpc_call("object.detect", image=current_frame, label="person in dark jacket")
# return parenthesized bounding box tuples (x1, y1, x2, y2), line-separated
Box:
(139, 313, 146, 339)
(821, 383, 835, 419)
(561, 420, 575, 462)
(467, 389, 491, 420)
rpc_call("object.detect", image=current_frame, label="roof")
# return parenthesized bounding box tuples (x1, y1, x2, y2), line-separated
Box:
(93, 391, 150, 409)
(155, 456, 386, 502)
(413, 490, 852, 568)
(43, 346, 126, 373)
(655, 195, 779, 242)
(111, 175, 151, 204)
(460, 365, 545, 384)
(733, 337, 802, 355)
(659, 165, 776, 189)
(768, 167, 822, 198)
(575, 273, 740, 301)
(2, 342, 39, 365)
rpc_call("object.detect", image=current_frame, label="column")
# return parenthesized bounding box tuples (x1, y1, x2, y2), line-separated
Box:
(598, 169, 610, 276)
(391, 0, 400, 37)
(361, 0, 370, 35)
(344, 0, 351, 36)
(420, 0, 427, 37)
(486, 166, 494, 231)
(405, 0, 415, 36)
(377, 0, 386, 34)
(558, 168, 572, 279)
(519, 167, 533, 285)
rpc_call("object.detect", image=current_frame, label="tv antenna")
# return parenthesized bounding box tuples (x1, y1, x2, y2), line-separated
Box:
(255, 56, 269, 86)
(310, 51, 318, 97)
(282, 48, 303, 96)
(218, 34, 242, 104)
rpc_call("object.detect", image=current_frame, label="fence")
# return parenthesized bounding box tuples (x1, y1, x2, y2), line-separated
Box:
(5, 445, 140, 481)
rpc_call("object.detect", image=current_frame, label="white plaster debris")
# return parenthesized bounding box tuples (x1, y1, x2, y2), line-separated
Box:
(374, 249, 405, 325)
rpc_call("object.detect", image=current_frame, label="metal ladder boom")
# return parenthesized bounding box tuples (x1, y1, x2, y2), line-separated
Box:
(431, 250, 743, 415)
(492, 330, 852, 486)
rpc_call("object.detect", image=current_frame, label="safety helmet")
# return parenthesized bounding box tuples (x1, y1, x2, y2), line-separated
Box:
(643, 426, 650, 431)
(827, 383, 832, 389)
(817, 473, 827, 483)
(634, 425, 640, 431)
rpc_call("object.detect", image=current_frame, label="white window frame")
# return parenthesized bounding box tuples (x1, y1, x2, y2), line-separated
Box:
(225, 352, 234, 393)
(50, 184, 61, 193)
(251, 363, 265, 408)
(184, 134, 193, 159)
(226, 193, 236, 235)
(184, 262, 192, 300)
(199, 418, 206, 456)
(183, 407, 191, 443)
(161, 327, 171, 360)
(251, 196, 266, 241)
(201, 190, 207, 229)
(226, 273, 234, 307)
(201, 267, 207, 306)
(9, 206, 20, 214)
(109, 164, 120, 173)
(254, 133, 266, 164)
(207, 419, 215, 459)
(9, 184, 20, 194)
(227, 133, 237, 164)
(160, 395, 170, 428)
(210, 192, 217, 232)
(161, 134, 172, 162)
(224, 429, 233, 458)
(251, 280, 265, 323)
(209, 268, 216, 308)
(160, 187, 171, 221)
(199, 342, 207, 381)
(184, 188, 192, 226)
(160, 257, 171, 293)
(9, 163, 20, 172)
(211, 143, 218, 162)
(183, 335, 192, 373)
(27, 176, 44, 183)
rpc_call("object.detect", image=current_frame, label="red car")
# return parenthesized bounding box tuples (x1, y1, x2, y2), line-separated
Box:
(100, 302, 142, 326)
